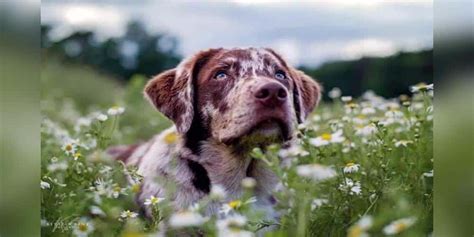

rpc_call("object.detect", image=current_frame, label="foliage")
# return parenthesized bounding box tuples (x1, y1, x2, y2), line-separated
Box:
(41, 20, 432, 100)
(300, 50, 433, 100)
(41, 63, 433, 236)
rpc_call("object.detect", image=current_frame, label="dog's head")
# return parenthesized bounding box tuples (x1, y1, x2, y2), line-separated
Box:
(145, 48, 321, 149)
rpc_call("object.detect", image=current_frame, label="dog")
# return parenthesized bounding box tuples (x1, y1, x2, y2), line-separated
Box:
(109, 47, 321, 219)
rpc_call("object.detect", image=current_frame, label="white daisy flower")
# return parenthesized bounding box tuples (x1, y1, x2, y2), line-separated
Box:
(341, 96, 353, 102)
(72, 218, 94, 237)
(210, 184, 227, 201)
(41, 180, 50, 189)
(383, 217, 417, 235)
(278, 143, 309, 158)
(296, 164, 337, 181)
(107, 106, 125, 116)
(89, 206, 106, 217)
(410, 83, 433, 93)
(394, 140, 413, 147)
(309, 130, 345, 147)
(423, 170, 433, 177)
(217, 214, 253, 237)
(169, 211, 208, 228)
(355, 124, 377, 137)
(343, 163, 360, 173)
(47, 161, 68, 172)
(347, 215, 373, 237)
(120, 210, 138, 219)
(144, 195, 165, 206)
(361, 107, 376, 115)
(311, 198, 328, 210)
(328, 87, 342, 99)
(96, 113, 108, 122)
(220, 197, 257, 216)
(339, 178, 362, 195)
(61, 140, 78, 156)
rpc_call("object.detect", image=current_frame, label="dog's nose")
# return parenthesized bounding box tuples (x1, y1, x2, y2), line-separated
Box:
(254, 82, 288, 106)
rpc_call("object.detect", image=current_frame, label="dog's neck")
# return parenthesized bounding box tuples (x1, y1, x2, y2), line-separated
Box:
(184, 139, 279, 202)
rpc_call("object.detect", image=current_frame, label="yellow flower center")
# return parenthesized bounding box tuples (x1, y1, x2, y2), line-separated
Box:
(164, 132, 178, 144)
(65, 144, 72, 151)
(346, 162, 355, 167)
(74, 152, 81, 158)
(347, 103, 358, 109)
(347, 226, 362, 237)
(78, 222, 88, 232)
(357, 115, 366, 119)
(321, 133, 332, 141)
(228, 200, 242, 209)
(114, 186, 121, 192)
(394, 222, 407, 232)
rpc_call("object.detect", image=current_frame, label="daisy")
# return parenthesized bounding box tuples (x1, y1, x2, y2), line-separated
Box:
(220, 197, 257, 216)
(355, 124, 377, 137)
(216, 214, 253, 237)
(410, 83, 433, 93)
(72, 218, 94, 237)
(341, 96, 353, 102)
(383, 217, 417, 235)
(296, 164, 337, 181)
(73, 152, 82, 161)
(343, 163, 360, 173)
(47, 161, 68, 172)
(278, 143, 309, 158)
(61, 140, 78, 156)
(41, 180, 50, 189)
(168, 211, 208, 228)
(210, 184, 227, 200)
(347, 215, 373, 237)
(328, 87, 342, 99)
(89, 206, 106, 217)
(309, 130, 345, 147)
(423, 170, 433, 177)
(361, 107, 376, 115)
(339, 178, 362, 195)
(96, 113, 108, 122)
(107, 106, 125, 116)
(310, 198, 328, 210)
(144, 195, 165, 206)
(120, 210, 138, 219)
(394, 140, 413, 147)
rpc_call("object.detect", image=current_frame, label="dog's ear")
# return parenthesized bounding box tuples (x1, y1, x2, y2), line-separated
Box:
(144, 49, 220, 133)
(291, 69, 322, 123)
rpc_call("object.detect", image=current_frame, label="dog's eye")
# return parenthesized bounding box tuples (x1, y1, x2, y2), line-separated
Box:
(214, 71, 228, 80)
(275, 70, 286, 80)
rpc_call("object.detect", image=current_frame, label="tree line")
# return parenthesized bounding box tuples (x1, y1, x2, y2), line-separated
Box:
(41, 21, 432, 99)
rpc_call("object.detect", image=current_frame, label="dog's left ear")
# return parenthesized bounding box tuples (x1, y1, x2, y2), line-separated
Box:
(144, 48, 221, 133)
(291, 69, 322, 123)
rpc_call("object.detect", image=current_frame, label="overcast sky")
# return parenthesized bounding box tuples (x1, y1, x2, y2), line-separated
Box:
(41, 0, 433, 67)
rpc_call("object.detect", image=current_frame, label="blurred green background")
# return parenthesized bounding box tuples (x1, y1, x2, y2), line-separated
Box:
(41, 21, 433, 101)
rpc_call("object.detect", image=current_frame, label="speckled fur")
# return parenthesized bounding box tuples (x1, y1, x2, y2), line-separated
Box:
(112, 48, 321, 219)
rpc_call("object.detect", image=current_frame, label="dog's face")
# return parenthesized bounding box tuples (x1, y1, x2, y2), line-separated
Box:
(145, 48, 321, 147)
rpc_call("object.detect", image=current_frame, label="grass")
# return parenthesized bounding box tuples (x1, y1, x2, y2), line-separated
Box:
(41, 62, 433, 237)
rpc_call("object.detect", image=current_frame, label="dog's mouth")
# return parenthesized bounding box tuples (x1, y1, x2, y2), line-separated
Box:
(249, 118, 288, 137)
(223, 117, 292, 146)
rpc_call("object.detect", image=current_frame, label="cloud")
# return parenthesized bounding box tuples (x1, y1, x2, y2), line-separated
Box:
(41, 0, 432, 66)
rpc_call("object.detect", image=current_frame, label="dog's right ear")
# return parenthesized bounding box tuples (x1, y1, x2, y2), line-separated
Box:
(144, 49, 220, 134)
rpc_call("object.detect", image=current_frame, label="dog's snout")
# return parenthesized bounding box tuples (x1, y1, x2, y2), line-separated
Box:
(254, 82, 288, 106)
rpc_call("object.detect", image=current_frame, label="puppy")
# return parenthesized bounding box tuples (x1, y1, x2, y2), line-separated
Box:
(109, 47, 321, 219)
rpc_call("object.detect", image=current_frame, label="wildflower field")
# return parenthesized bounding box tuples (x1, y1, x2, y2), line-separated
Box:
(41, 62, 433, 237)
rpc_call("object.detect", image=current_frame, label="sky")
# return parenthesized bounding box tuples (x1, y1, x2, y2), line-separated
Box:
(41, 0, 433, 67)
